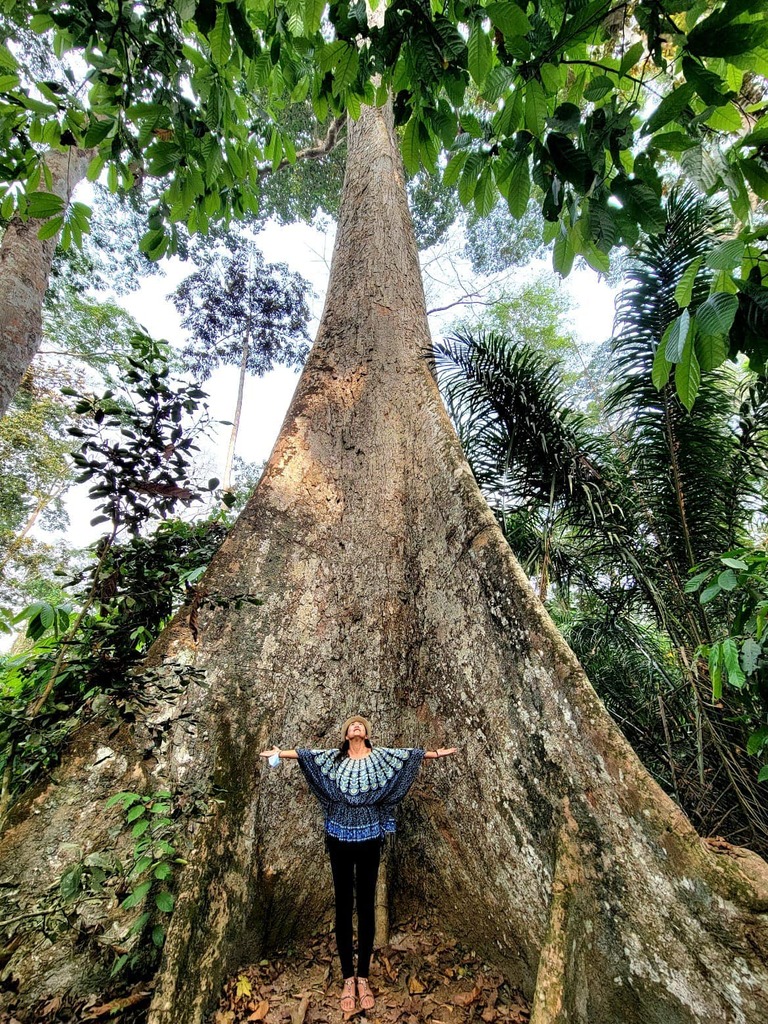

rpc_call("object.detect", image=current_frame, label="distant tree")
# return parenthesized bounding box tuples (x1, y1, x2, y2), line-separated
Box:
(173, 237, 312, 491)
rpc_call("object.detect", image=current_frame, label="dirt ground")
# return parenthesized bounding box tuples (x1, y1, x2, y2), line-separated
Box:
(212, 920, 530, 1024)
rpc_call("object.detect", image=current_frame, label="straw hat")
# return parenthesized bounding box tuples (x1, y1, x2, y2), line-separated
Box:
(341, 715, 372, 742)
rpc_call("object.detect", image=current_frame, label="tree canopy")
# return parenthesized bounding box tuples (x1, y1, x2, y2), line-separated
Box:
(1, 0, 766, 405)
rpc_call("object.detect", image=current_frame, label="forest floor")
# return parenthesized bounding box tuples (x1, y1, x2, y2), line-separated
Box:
(212, 919, 530, 1024)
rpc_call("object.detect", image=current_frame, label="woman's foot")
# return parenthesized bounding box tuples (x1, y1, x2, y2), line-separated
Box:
(340, 977, 356, 1016)
(357, 978, 375, 1012)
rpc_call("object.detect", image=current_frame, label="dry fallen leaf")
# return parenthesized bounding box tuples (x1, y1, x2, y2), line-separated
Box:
(453, 984, 482, 1007)
(41, 995, 63, 1015)
(247, 998, 270, 1020)
(408, 975, 426, 994)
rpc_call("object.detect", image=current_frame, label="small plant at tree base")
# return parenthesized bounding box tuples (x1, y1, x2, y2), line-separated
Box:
(104, 790, 183, 975)
(686, 548, 768, 782)
(0, 333, 225, 821)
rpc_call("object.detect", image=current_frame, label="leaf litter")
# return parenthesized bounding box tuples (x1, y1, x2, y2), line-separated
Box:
(211, 918, 529, 1024)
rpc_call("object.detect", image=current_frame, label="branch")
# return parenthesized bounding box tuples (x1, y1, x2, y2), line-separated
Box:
(257, 116, 346, 180)
(427, 296, 496, 315)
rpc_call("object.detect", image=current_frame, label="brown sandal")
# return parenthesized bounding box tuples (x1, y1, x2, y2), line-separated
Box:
(357, 978, 375, 1012)
(340, 977, 356, 1016)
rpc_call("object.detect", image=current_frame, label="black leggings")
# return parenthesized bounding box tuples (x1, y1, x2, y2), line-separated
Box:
(326, 836, 382, 979)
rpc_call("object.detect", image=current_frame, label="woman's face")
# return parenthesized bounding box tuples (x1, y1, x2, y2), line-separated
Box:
(346, 719, 368, 741)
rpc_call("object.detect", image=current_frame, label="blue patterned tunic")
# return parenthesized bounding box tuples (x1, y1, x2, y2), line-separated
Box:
(296, 747, 425, 842)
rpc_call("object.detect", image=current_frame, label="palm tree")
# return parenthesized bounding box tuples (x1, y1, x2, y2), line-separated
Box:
(435, 189, 768, 852)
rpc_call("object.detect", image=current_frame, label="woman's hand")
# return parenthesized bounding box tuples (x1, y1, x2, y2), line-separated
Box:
(425, 747, 458, 759)
(260, 746, 281, 758)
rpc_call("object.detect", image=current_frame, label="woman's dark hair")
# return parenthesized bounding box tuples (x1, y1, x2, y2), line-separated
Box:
(337, 738, 373, 759)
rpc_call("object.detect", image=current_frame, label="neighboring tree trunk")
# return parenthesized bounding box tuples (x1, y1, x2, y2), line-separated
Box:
(221, 330, 250, 492)
(0, 146, 92, 417)
(2, 102, 768, 1024)
(0, 480, 66, 573)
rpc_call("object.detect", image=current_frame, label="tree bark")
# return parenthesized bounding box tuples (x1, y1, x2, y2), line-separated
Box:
(2, 102, 768, 1024)
(0, 146, 92, 417)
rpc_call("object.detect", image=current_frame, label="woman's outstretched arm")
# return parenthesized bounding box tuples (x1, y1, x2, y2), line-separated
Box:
(423, 748, 458, 759)
(259, 746, 299, 760)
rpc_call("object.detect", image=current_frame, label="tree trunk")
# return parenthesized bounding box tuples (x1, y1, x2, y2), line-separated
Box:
(2, 102, 768, 1024)
(0, 146, 92, 417)
(221, 331, 250, 492)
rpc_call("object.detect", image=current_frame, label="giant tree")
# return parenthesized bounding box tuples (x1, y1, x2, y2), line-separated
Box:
(2, 83, 768, 1024)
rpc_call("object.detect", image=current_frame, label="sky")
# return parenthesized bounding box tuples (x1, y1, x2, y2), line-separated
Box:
(58, 208, 618, 550)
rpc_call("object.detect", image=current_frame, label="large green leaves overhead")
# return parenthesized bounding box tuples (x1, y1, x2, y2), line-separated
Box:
(1, 0, 767, 399)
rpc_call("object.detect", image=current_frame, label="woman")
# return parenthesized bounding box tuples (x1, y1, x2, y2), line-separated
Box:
(260, 715, 457, 1015)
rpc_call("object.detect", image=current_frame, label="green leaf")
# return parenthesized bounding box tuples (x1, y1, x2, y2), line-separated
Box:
(105, 791, 142, 809)
(674, 256, 703, 308)
(663, 309, 691, 361)
(152, 924, 166, 947)
(208, 6, 231, 66)
(741, 157, 768, 199)
(717, 569, 737, 591)
(583, 76, 613, 102)
(553, 227, 575, 276)
(524, 79, 547, 136)
(684, 570, 710, 593)
(721, 556, 749, 570)
(675, 327, 700, 410)
(688, 20, 768, 58)
(695, 291, 738, 336)
(483, 65, 513, 104)
(722, 637, 746, 687)
(758, 765, 768, 783)
(486, 2, 531, 37)
(333, 44, 359, 93)
(402, 118, 421, 175)
(546, 133, 595, 192)
(122, 880, 152, 909)
(741, 638, 761, 676)
(468, 22, 492, 87)
(458, 152, 483, 207)
(653, 131, 698, 153)
(132, 819, 150, 837)
(706, 103, 743, 133)
(155, 890, 175, 912)
(443, 150, 468, 187)
(154, 861, 173, 880)
(60, 864, 83, 902)
(706, 240, 744, 270)
(303, 0, 324, 34)
(228, 2, 257, 58)
(505, 157, 530, 219)
(474, 164, 495, 216)
(643, 82, 695, 135)
(27, 192, 65, 218)
(611, 178, 665, 234)
(651, 340, 672, 389)
(126, 803, 146, 822)
(37, 216, 63, 241)
(695, 331, 728, 372)
(619, 41, 644, 77)
(132, 855, 153, 876)
(680, 145, 722, 192)
(700, 582, 721, 604)
(708, 643, 722, 699)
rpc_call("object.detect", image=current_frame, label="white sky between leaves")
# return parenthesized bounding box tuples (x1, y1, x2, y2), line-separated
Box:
(57, 211, 617, 550)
